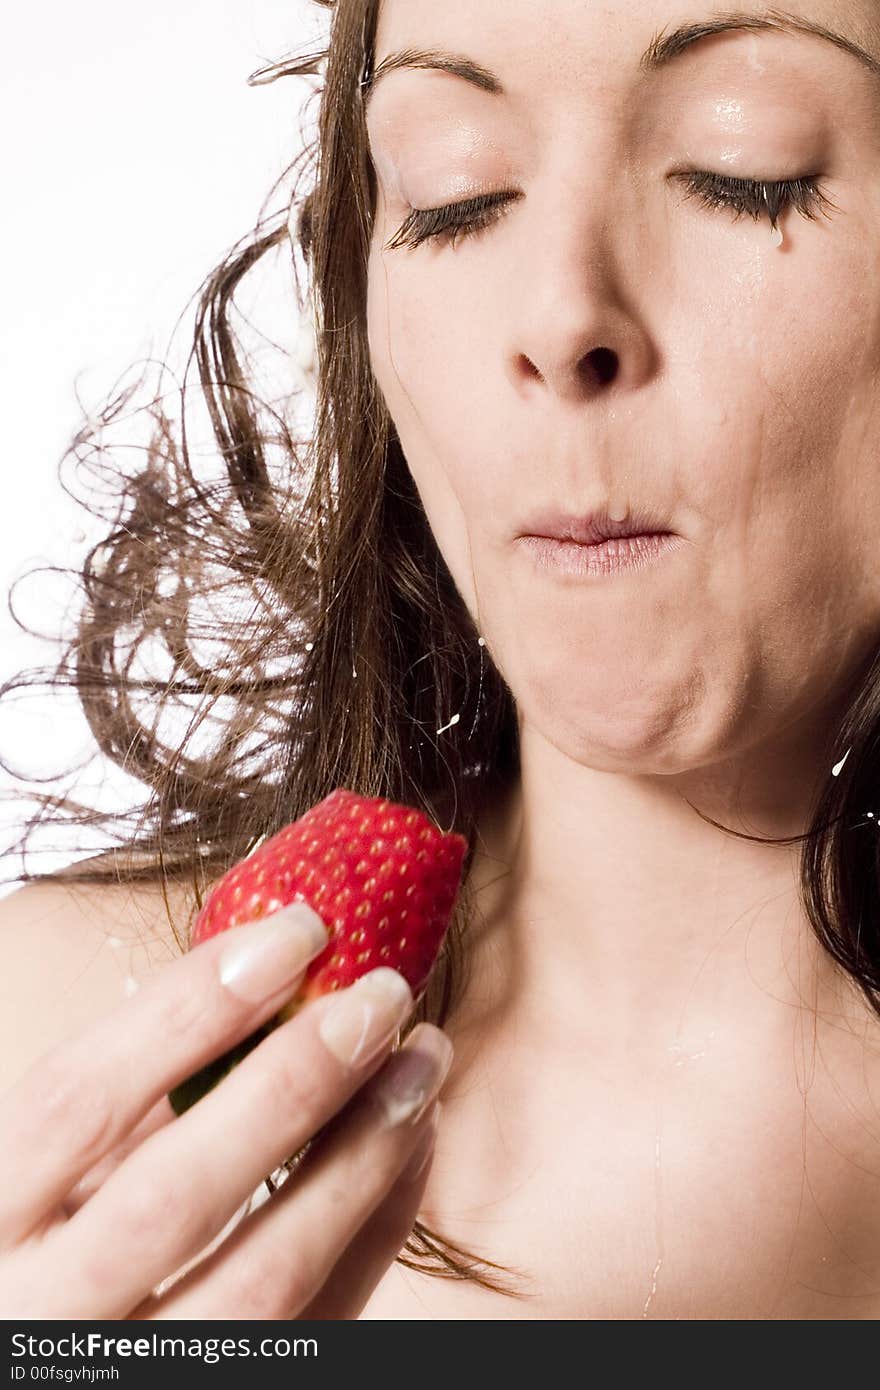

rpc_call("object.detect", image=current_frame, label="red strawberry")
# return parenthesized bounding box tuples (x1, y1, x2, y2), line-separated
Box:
(168, 789, 467, 1115)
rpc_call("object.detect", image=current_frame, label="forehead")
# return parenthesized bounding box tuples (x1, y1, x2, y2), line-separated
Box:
(371, 0, 880, 88)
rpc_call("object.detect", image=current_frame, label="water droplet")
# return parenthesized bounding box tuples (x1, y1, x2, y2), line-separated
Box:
(643, 1093, 665, 1317)
(437, 712, 461, 735)
(832, 748, 851, 777)
(642, 1256, 663, 1317)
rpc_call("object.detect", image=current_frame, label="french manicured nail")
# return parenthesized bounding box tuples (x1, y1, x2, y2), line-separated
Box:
(374, 1024, 453, 1128)
(403, 1102, 441, 1183)
(218, 904, 328, 1003)
(318, 968, 413, 1068)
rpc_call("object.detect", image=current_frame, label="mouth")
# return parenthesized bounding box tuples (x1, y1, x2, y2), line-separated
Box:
(517, 507, 674, 546)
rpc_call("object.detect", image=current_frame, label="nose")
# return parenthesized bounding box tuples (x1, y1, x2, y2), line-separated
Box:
(507, 193, 657, 403)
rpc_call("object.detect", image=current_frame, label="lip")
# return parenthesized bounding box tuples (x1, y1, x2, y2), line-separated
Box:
(518, 506, 673, 544)
(518, 531, 681, 579)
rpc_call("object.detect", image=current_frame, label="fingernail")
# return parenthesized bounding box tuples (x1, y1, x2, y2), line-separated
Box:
(402, 1102, 441, 1182)
(318, 968, 413, 1068)
(374, 1024, 453, 1128)
(218, 904, 328, 1003)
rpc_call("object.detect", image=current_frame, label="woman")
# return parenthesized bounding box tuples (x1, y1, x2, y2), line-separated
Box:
(2, 0, 880, 1318)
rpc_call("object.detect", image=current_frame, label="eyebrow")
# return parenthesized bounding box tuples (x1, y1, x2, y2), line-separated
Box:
(361, 9, 880, 108)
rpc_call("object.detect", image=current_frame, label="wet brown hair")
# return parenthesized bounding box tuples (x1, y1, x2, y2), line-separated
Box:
(3, 0, 880, 1300)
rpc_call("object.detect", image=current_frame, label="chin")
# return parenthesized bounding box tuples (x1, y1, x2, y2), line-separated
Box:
(525, 679, 704, 766)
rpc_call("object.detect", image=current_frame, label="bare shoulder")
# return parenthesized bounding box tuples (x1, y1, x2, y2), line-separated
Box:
(0, 855, 206, 1095)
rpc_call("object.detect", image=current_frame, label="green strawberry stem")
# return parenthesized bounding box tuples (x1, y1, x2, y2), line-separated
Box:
(167, 1011, 335, 1199)
(167, 1019, 277, 1117)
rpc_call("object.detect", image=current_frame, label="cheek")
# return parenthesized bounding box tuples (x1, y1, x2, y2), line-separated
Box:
(686, 230, 880, 576)
(659, 230, 880, 732)
(620, 178, 880, 571)
(364, 243, 481, 614)
(366, 241, 527, 527)
(367, 238, 471, 433)
(366, 242, 506, 606)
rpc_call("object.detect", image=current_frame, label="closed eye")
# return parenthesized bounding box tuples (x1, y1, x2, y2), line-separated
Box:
(383, 172, 838, 252)
(385, 190, 520, 252)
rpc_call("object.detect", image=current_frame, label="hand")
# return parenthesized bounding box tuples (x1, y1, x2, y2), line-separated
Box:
(0, 906, 452, 1318)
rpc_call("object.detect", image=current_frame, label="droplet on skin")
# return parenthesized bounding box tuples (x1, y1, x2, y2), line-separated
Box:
(151, 1192, 255, 1299)
(643, 1096, 665, 1318)
(642, 1257, 663, 1317)
(123, 976, 140, 997)
(770, 223, 784, 248)
(667, 1028, 715, 1066)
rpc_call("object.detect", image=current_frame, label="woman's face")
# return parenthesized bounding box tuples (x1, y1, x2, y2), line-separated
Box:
(364, 0, 880, 773)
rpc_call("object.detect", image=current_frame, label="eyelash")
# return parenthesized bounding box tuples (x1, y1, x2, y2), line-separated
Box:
(384, 171, 836, 252)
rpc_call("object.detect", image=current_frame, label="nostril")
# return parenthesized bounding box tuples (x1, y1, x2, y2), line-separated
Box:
(520, 355, 545, 383)
(517, 346, 619, 390)
(583, 346, 619, 386)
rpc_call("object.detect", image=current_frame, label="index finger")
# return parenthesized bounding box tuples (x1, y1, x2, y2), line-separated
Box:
(0, 904, 328, 1246)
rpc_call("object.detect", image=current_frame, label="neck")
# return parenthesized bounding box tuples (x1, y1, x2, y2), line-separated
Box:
(463, 707, 853, 1055)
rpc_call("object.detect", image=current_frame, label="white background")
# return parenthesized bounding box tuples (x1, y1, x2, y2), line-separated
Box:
(0, 1, 325, 893)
